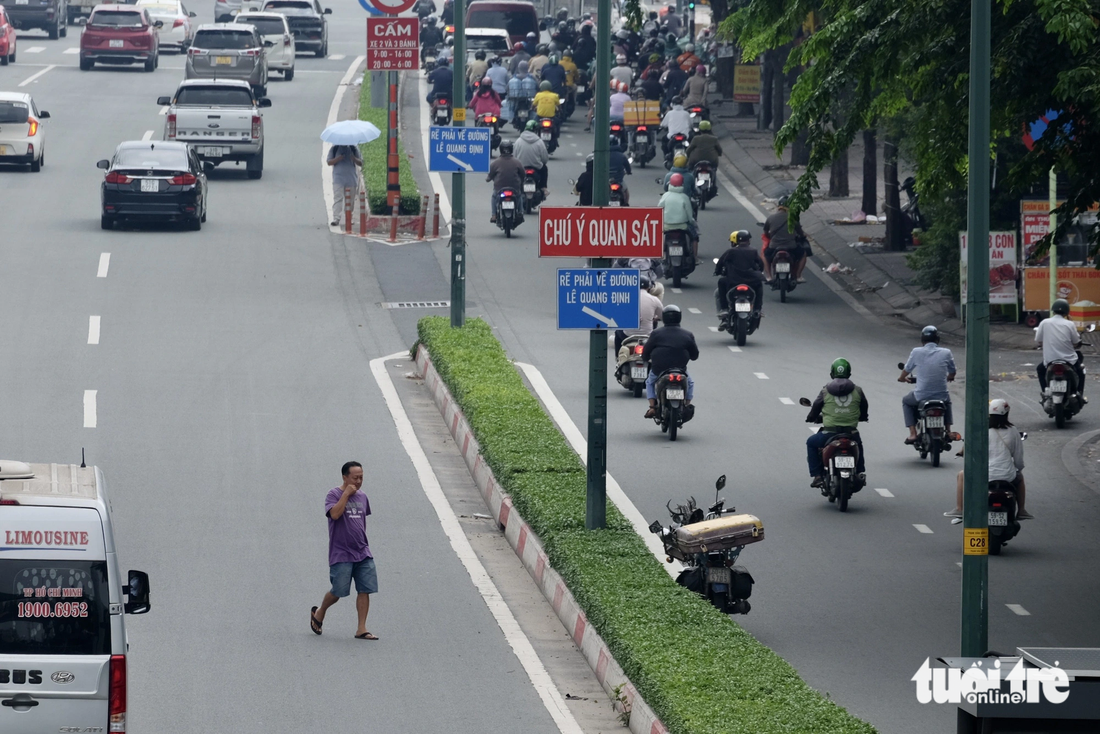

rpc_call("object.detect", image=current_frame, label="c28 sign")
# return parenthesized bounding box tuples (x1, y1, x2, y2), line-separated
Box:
(538, 207, 664, 258)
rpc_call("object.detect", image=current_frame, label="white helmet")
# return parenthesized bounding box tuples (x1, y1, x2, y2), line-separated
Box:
(989, 399, 1010, 416)
(616, 53, 627, 64)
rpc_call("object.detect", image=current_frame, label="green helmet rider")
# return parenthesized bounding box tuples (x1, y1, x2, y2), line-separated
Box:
(830, 358, 851, 379)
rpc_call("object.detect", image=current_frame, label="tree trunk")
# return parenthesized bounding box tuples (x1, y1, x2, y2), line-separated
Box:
(861, 128, 877, 215)
(883, 132, 904, 250)
(829, 147, 849, 197)
(760, 50, 775, 130)
(790, 130, 809, 166)
(770, 50, 785, 133)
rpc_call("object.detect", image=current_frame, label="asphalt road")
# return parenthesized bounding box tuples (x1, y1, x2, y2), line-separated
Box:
(407, 76, 1100, 732)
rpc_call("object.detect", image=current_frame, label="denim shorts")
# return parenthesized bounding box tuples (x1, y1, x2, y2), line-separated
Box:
(330, 558, 378, 597)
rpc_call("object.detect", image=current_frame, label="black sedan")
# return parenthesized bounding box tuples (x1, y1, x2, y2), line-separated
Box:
(98, 141, 209, 230)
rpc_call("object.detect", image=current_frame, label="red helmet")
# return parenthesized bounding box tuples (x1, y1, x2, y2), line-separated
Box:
(513, 42, 525, 52)
(669, 173, 684, 186)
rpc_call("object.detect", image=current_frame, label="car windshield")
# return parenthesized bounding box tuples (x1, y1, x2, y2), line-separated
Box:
(88, 10, 146, 27)
(193, 29, 257, 49)
(115, 147, 189, 170)
(236, 17, 285, 35)
(176, 86, 254, 106)
(0, 101, 30, 124)
(466, 9, 535, 37)
(0, 560, 111, 656)
(467, 35, 508, 52)
(263, 1, 313, 14)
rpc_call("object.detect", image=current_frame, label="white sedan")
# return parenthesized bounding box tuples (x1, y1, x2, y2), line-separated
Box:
(137, 0, 197, 51)
(235, 11, 295, 80)
(0, 92, 49, 173)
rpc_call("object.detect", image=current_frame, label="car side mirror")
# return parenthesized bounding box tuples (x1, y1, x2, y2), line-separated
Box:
(123, 570, 151, 615)
(799, 397, 812, 407)
(323, 7, 332, 12)
(648, 520, 662, 534)
(263, 39, 274, 47)
(154, 19, 163, 27)
(38, 110, 50, 119)
(259, 97, 272, 107)
(715, 474, 726, 491)
(202, 160, 215, 173)
(96, 159, 110, 170)
(157, 96, 171, 105)
(189, 10, 196, 16)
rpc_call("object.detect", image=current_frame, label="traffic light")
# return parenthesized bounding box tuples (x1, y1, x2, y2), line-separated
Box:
(688, 1, 694, 9)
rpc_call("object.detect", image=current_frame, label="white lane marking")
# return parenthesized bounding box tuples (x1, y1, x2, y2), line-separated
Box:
(159, 106, 169, 115)
(323, 55, 367, 229)
(419, 72, 450, 222)
(371, 354, 586, 734)
(83, 390, 97, 428)
(97, 253, 110, 278)
(754, 372, 769, 379)
(1006, 604, 1031, 616)
(19, 65, 56, 87)
(64, 47, 80, 54)
(808, 426, 817, 433)
(914, 524, 934, 534)
(778, 397, 795, 405)
(516, 362, 673, 575)
(707, 326, 719, 332)
(687, 307, 701, 314)
(24, 46, 46, 54)
(957, 562, 963, 568)
(141, 130, 154, 141)
(804, 262, 877, 323)
(670, 287, 682, 293)
(874, 488, 894, 498)
(329, 53, 346, 60)
(715, 167, 767, 221)
(88, 316, 101, 345)
(727, 346, 741, 353)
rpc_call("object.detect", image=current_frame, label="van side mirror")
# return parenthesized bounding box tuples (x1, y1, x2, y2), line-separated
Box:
(96, 159, 110, 170)
(157, 96, 171, 105)
(538, 20, 546, 30)
(124, 570, 151, 614)
(39, 110, 50, 119)
(258, 97, 272, 107)
(715, 474, 726, 491)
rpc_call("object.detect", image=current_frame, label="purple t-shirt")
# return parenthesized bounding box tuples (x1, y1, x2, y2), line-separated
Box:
(325, 487, 372, 566)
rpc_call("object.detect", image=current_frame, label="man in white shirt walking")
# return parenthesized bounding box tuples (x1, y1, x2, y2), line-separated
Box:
(1035, 298, 1085, 397)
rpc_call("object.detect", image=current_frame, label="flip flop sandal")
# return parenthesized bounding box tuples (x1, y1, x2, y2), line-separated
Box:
(904, 437, 918, 445)
(355, 632, 379, 640)
(310, 607, 323, 635)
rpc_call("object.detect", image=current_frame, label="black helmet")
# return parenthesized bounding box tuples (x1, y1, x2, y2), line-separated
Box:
(921, 325, 939, 343)
(426, 16, 436, 25)
(1051, 298, 1070, 316)
(557, 6, 568, 20)
(537, 43, 550, 55)
(777, 194, 791, 208)
(663, 304, 682, 325)
(475, 49, 486, 60)
(640, 275, 652, 290)
(557, 20, 567, 32)
(499, 140, 514, 155)
(609, 135, 621, 150)
(730, 230, 750, 246)
(667, 32, 677, 43)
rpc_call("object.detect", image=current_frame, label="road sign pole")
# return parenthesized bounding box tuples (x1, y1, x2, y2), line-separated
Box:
(961, 0, 990, 670)
(387, 65, 400, 208)
(1048, 166, 1057, 309)
(450, 0, 466, 328)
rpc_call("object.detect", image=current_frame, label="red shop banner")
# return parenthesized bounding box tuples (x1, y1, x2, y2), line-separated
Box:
(538, 206, 664, 258)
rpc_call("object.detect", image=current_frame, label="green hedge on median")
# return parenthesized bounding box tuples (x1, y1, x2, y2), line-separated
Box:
(416, 316, 877, 734)
(358, 71, 420, 215)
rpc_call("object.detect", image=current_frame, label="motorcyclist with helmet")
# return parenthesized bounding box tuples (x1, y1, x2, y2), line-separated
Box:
(640, 68, 664, 101)
(686, 119, 721, 168)
(485, 55, 508, 96)
(762, 194, 808, 282)
(898, 325, 957, 445)
(611, 53, 634, 89)
(419, 17, 443, 63)
(662, 4, 682, 36)
(677, 43, 701, 72)
(945, 399, 1032, 521)
(523, 31, 538, 56)
(614, 274, 664, 353)
(660, 97, 691, 155)
(541, 53, 568, 96)
(1034, 298, 1086, 399)
(662, 154, 696, 199)
(508, 41, 530, 74)
(681, 64, 708, 108)
(426, 56, 454, 110)
(528, 43, 551, 78)
(515, 119, 550, 195)
(805, 358, 868, 490)
(659, 172, 697, 256)
(608, 135, 632, 205)
(572, 23, 597, 69)
(663, 32, 680, 58)
(661, 59, 688, 107)
(466, 50, 489, 100)
(573, 154, 594, 205)
(714, 230, 766, 321)
(486, 140, 525, 223)
(533, 80, 561, 119)
(642, 305, 698, 420)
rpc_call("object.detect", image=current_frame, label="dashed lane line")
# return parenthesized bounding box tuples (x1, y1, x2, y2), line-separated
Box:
(88, 316, 100, 345)
(1006, 604, 1031, 616)
(687, 307, 701, 314)
(914, 524, 934, 534)
(83, 390, 97, 428)
(874, 488, 894, 498)
(97, 253, 110, 278)
(728, 346, 741, 353)
(754, 372, 769, 379)
(64, 47, 80, 54)
(708, 326, 719, 332)
(141, 130, 154, 141)
(778, 397, 795, 405)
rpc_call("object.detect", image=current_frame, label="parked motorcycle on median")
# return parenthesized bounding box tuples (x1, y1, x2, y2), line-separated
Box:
(898, 362, 953, 466)
(800, 397, 864, 512)
(615, 334, 649, 398)
(649, 475, 761, 615)
(495, 188, 524, 237)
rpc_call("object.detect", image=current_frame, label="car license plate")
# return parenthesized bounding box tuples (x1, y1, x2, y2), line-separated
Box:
(609, 200, 621, 206)
(668, 245, 683, 256)
(734, 302, 752, 312)
(775, 262, 791, 273)
(15, 0, 29, 4)
(541, 132, 552, 141)
(501, 200, 515, 209)
(110, 39, 124, 47)
(665, 388, 685, 400)
(215, 56, 233, 65)
(988, 511, 1008, 527)
(631, 366, 647, 379)
(706, 567, 731, 585)
(925, 416, 944, 428)
(0, 145, 10, 155)
(201, 147, 225, 157)
(1050, 380, 1067, 392)
(523, 182, 535, 193)
(140, 179, 159, 192)
(697, 174, 710, 185)
(833, 455, 856, 469)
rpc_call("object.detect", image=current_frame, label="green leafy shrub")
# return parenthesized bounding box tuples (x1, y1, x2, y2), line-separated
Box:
(417, 316, 877, 734)
(357, 71, 420, 215)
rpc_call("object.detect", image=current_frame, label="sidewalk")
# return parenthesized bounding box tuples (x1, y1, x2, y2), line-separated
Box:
(707, 105, 1037, 350)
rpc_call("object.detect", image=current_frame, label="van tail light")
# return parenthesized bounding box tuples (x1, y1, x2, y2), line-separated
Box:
(105, 171, 132, 184)
(188, 46, 208, 56)
(27, 118, 39, 137)
(251, 115, 261, 139)
(169, 173, 197, 185)
(109, 655, 126, 733)
(0, 499, 19, 505)
(166, 113, 176, 139)
(215, 0, 227, 4)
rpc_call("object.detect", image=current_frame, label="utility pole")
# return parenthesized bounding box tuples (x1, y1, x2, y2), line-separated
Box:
(960, 0, 990, 684)
(387, 68, 400, 208)
(1048, 167, 1058, 308)
(586, 0, 611, 530)
(450, 0, 467, 328)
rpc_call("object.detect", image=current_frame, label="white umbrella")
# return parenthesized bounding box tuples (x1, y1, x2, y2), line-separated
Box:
(320, 120, 382, 145)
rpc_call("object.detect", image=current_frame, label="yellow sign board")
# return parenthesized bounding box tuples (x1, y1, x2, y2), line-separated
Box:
(452, 108, 466, 123)
(963, 528, 988, 555)
(734, 65, 761, 103)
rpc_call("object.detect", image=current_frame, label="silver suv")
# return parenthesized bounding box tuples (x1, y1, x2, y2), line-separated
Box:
(185, 23, 269, 96)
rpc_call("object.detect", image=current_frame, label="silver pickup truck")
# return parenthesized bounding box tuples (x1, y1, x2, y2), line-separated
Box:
(158, 78, 270, 179)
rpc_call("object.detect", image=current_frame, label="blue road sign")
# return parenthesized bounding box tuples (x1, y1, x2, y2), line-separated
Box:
(558, 269, 641, 330)
(428, 127, 491, 173)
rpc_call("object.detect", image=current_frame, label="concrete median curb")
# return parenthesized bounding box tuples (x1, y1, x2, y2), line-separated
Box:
(414, 344, 668, 734)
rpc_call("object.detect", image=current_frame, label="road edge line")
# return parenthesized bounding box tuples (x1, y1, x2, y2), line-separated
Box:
(369, 352, 586, 734)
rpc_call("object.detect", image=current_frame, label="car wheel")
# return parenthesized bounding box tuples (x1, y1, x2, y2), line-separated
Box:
(284, 67, 294, 81)
(144, 55, 155, 71)
(101, 215, 114, 230)
(9, 49, 15, 64)
(246, 149, 263, 179)
(315, 43, 325, 58)
(49, 20, 60, 39)
(80, 57, 92, 70)
(188, 216, 202, 231)
(31, 156, 41, 173)
(60, 13, 67, 36)
(1, 55, 7, 67)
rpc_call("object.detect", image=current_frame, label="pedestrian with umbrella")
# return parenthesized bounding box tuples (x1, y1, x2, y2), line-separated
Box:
(320, 120, 381, 227)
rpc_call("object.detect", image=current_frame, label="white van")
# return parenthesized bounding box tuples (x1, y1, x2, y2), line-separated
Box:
(0, 460, 150, 734)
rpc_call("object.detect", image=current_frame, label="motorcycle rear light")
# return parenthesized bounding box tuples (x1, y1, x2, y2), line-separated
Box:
(251, 115, 261, 139)
(525, 168, 535, 175)
(109, 654, 126, 733)
(105, 172, 132, 184)
(487, 116, 497, 123)
(992, 502, 1002, 508)
(610, 183, 621, 190)
(927, 409, 943, 416)
(735, 285, 749, 292)
(541, 119, 552, 127)
(637, 126, 647, 131)
(166, 113, 176, 139)
(501, 191, 514, 198)
(633, 345, 644, 354)
(668, 374, 683, 382)
(169, 173, 197, 185)
(1051, 364, 1066, 375)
